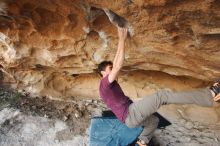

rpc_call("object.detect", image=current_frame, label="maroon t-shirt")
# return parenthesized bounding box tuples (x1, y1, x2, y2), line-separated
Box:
(99, 75, 133, 123)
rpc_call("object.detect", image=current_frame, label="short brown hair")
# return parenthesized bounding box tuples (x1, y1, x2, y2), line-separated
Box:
(97, 61, 113, 77)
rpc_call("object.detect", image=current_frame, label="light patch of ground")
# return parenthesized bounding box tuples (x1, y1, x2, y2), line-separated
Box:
(0, 108, 88, 146)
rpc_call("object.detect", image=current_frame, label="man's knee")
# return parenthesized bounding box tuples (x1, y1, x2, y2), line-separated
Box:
(125, 117, 142, 128)
(126, 115, 159, 128)
(126, 121, 140, 128)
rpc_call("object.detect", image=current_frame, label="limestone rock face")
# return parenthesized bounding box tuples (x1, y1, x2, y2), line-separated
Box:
(0, 0, 219, 101)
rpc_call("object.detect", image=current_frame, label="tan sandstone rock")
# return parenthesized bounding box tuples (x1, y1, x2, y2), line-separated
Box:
(0, 0, 219, 123)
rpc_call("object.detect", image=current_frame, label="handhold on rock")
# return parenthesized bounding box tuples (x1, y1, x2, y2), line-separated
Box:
(103, 8, 132, 37)
(103, 8, 127, 28)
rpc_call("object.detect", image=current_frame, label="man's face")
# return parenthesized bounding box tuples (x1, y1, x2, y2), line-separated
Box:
(103, 65, 112, 76)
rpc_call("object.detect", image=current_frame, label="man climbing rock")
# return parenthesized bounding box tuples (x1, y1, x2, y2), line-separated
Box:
(97, 26, 220, 146)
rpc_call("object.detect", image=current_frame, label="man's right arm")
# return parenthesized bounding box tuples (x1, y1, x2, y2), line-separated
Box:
(108, 27, 127, 83)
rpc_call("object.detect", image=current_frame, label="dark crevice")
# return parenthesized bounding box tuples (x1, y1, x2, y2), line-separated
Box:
(87, 6, 131, 36)
(103, 8, 128, 28)
(87, 6, 129, 28)
(86, 7, 105, 23)
(71, 74, 79, 77)
(35, 64, 44, 68)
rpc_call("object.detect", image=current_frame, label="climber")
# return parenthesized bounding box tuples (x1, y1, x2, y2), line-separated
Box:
(97, 26, 220, 146)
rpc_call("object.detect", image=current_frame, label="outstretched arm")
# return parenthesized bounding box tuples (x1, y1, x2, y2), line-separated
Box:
(108, 27, 128, 83)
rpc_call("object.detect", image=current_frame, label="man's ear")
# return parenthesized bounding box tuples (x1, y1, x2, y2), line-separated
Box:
(101, 71, 105, 76)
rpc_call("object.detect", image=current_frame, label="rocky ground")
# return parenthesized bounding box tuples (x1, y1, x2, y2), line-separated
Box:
(0, 87, 220, 146)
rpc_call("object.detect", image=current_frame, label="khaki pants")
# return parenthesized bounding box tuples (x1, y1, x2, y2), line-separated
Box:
(125, 88, 213, 143)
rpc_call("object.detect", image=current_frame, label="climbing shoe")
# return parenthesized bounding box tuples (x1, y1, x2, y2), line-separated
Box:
(210, 78, 220, 102)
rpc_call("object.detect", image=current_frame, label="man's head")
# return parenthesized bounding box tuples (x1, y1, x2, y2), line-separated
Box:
(97, 61, 113, 77)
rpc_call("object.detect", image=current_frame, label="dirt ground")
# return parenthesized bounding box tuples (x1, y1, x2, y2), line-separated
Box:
(0, 86, 104, 139)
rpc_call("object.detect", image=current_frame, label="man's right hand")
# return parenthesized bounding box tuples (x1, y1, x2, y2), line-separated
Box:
(117, 27, 128, 41)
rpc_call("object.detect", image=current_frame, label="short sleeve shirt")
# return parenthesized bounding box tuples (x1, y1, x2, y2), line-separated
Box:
(99, 75, 133, 123)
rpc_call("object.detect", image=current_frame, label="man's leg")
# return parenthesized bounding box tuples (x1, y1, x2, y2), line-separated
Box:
(138, 115, 159, 144)
(125, 88, 213, 144)
(125, 114, 158, 145)
(126, 88, 213, 127)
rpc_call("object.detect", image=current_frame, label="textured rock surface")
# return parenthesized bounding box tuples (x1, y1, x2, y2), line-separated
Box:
(0, 88, 220, 146)
(0, 0, 220, 123)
